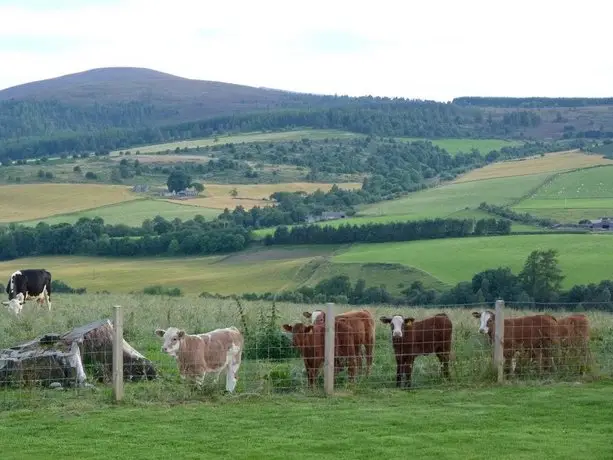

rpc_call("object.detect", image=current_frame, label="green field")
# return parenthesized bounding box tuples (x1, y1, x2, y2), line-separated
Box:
(514, 166, 613, 222)
(0, 246, 445, 295)
(20, 199, 221, 226)
(332, 234, 613, 288)
(1, 382, 611, 460)
(111, 128, 523, 157)
(396, 136, 523, 154)
(358, 173, 551, 218)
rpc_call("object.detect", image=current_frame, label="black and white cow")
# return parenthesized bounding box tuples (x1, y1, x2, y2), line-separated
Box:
(4, 269, 52, 311)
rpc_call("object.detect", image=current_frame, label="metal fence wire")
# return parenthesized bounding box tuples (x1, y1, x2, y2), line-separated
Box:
(0, 297, 611, 407)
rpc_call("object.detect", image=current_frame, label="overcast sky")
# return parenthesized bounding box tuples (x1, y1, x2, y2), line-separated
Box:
(0, 0, 610, 101)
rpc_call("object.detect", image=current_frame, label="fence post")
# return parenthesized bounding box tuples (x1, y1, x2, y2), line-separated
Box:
(494, 299, 505, 383)
(112, 305, 124, 402)
(324, 302, 335, 395)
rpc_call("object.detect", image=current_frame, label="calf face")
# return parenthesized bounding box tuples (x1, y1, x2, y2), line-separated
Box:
(303, 310, 325, 324)
(282, 322, 314, 350)
(379, 315, 415, 338)
(155, 327, 186, 357)
(472, 310, 494, 335)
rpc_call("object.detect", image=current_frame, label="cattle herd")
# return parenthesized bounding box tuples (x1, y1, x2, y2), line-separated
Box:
(2, 268, 593, 393)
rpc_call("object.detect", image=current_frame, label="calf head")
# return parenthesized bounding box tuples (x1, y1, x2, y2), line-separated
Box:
(472, 310, 494, 335)
(282, 322, 314, 349)
(154, 327, 186, 357)
(380, 315, 415, 338)
(7, 271, 25, 300)
(303, 310, 325, 324)
(2, 292, 24, 313)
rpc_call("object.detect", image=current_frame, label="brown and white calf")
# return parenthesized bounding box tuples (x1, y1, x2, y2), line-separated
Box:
(282, 317, 358, 387)
(380, 313, 453, 388)
(303, 309, 375, 375)
(155, 326, 243, 392)
(472, 310, 560, 375)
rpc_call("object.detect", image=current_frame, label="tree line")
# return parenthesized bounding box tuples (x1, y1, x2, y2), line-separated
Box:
(453, 97, 613, 108)
(235, 249, 613, 311)
(0, 101, 551, 163)
(262, 218, 511, 246)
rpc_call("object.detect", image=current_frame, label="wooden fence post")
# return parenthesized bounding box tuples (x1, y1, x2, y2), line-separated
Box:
(324, 302, 335, 395)
(112, 305, 124, 402)
(494, 299, 505, 383)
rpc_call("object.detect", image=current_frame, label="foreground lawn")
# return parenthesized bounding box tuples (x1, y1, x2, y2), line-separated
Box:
(0, 382, 611, 460)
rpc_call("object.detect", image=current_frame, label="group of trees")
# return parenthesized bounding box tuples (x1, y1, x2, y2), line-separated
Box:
(237, 249, 613, 311)
(0, 216, 251, 260)
(263, 218, 511, 246)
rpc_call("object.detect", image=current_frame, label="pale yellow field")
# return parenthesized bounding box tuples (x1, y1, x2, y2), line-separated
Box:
(112, 154, 212, 164)
(164, 182, 362, 209)
(453, 150, 613, 183)
(0, 184, 139, 222)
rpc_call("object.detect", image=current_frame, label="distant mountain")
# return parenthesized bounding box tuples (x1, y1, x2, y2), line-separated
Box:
(0, 67, 328, 123)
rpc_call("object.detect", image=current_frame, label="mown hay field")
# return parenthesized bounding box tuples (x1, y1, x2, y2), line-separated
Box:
(332, 233, 613, 288)
(20, 199, 221, 227)
(453, 150, 613, 183)
(110, 129, 361, 155)
(0, 183, 138, 222)
(397, 137, 523, 154)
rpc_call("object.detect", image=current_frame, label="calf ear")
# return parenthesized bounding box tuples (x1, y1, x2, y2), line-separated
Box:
(154, 328, 165, 337)
(404, 317, 415, 325)
(471, 311, 481, 318)
(282, 324, 293, 332)
(379, 316, 392, 324)
(177, 330, 185, 338)
(1, 301, 8, 306)
(302, 312, 312, 319)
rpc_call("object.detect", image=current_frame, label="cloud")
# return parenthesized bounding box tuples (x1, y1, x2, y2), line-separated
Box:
(0, 0, 610, 101)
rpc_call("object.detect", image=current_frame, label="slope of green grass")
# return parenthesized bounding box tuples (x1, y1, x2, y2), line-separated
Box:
(333, 234, 613, 288)
(514, 166, 613, 222)
(1, 382, 611, 460)
(20, 199, 221, 226)
(358, 173, 551, 218)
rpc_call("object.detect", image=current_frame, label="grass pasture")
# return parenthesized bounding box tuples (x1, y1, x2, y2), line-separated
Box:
(0, 183, 138, 223)
(396, 136, 523, 155)
(0, 246, 447, 296)
(333, 234, 613, 288)
(358, 173, 551, 218)
(453, 149, 613, 183)
(20, 199, 222, 227)
(0, 293, 611, 460)
(514, 165, 613, 222)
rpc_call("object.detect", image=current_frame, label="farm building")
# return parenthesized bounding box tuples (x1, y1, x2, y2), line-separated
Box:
(305, 211, 347, 223)
(577, 217, 613, 231)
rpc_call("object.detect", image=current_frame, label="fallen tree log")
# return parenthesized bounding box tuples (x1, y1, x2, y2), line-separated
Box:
(0, 318, 157, 388)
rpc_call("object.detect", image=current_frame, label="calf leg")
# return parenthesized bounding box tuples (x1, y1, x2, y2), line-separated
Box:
(437, 352, 451, 380)
(402, 359, 414, 389)
(364, 341, 374, 376)
(225, 351, 242, 393)
(395, 358, 403, 388)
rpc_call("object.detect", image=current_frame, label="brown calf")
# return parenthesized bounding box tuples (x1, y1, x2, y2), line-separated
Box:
(282, 317, 358, 387)
(555, 314, 591, 372)
(379, 313, 453, 388)
(472, 310, 560, 375)
(303, 309, 375, 375)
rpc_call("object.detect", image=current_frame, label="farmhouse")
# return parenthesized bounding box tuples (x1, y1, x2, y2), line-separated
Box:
(160, 188, 200, 200)
(305, 211, 347, 223)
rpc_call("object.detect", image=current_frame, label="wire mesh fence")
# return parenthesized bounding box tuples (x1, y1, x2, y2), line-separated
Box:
(0, 294, 612, 408)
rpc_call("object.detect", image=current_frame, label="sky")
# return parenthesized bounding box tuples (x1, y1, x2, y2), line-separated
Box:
(0, 0, 610, 101)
